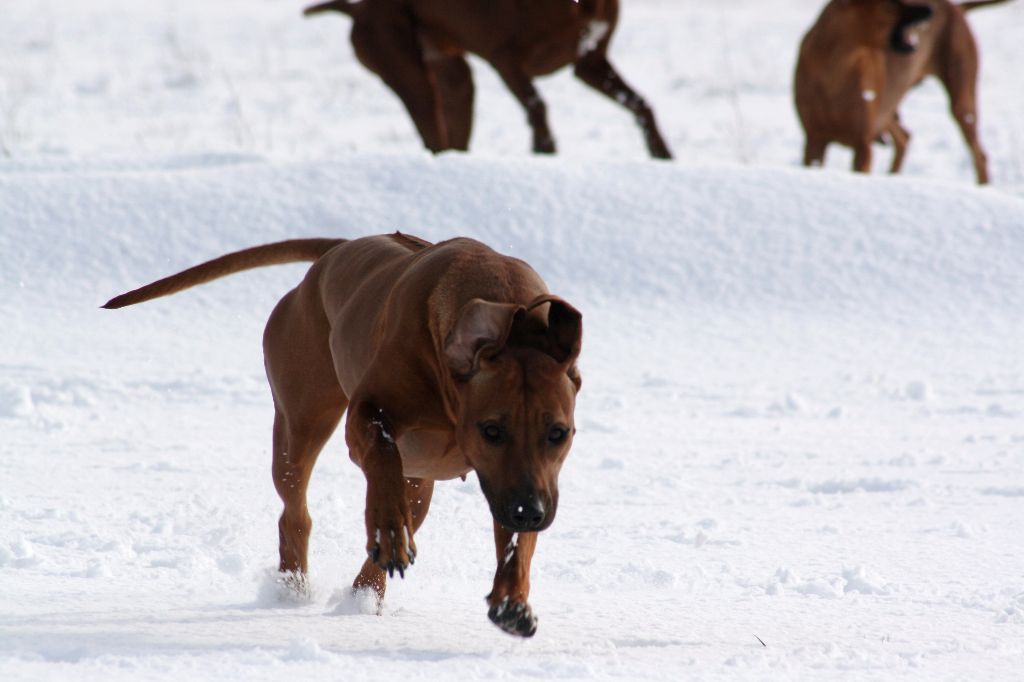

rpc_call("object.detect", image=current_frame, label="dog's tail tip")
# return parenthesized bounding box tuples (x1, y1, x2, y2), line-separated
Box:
(303, 1, 356, 17)
(100, 297, 127, 310)
(959, 0, 1014, 12)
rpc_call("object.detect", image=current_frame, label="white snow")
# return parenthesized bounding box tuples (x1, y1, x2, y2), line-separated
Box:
(3, 1, 1024, 680)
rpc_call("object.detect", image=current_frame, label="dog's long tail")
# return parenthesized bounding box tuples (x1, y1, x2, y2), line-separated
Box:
(303, 1, 358, 17)
(960, 0, 1013, 12)
(102, 238, 344, 309)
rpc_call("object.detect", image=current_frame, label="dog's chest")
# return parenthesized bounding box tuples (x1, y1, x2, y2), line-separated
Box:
(396, 429, 470, 481)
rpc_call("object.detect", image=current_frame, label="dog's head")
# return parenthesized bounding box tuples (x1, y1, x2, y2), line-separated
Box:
(445, 295, 582, 533)
(888, 0, 934, 54)
(845, 0, 935, 53)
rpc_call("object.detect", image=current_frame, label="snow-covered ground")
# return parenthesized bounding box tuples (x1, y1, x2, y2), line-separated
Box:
(2, 1, 1023, 680)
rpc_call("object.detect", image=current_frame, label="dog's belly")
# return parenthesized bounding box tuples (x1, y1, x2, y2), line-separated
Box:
(397, 429, 471, 481)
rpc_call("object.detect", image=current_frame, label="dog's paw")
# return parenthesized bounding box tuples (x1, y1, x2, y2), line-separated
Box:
(257, 569, 315, 606)
(533, 137, 556, 155)
(487, 597, 538, 638)
(366, 523, 416, 579)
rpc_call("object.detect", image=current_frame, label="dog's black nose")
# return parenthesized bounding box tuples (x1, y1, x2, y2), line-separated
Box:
(506, 497, 546, 531)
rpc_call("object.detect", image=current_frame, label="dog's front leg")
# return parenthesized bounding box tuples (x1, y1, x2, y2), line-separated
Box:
(347, 403, 417, 583)
(486, 523, 539, 637)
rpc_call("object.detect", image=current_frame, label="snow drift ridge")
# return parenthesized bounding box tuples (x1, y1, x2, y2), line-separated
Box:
(3, 154, 1022, 330)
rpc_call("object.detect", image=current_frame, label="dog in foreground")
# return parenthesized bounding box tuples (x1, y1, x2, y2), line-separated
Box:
(303, 0, 672, 159)
(104, 233, 583, 637)
(794, 0, 1012, 183)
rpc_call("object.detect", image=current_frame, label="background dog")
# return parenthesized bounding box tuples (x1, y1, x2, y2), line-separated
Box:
(304, 0, 672, 158)
(794, 0, 1012, 183)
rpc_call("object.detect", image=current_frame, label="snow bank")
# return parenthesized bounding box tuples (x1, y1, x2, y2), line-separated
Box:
(7, 154, 1024, 315)
(5, 154, 1022, 370)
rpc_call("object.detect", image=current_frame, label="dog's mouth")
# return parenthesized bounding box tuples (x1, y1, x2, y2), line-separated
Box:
(890, 3, 934, 54)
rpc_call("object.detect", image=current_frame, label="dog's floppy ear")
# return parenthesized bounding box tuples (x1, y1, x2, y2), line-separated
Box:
(525, 295, 583, 366)
(445, 299, 525, 378)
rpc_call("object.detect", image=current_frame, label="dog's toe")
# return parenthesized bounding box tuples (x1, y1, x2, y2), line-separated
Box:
(366, 523, 415, 578)
(383, 560, 407, 579)
(487, 598, 538, 637)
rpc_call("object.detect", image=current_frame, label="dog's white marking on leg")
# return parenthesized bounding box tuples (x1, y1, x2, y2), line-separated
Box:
(578, 20, 609, 56)
(862, 90, 876, 102)
(370, 409, 395, 443)
(964, 113, 975, 125)
(502, 533, 518, 568)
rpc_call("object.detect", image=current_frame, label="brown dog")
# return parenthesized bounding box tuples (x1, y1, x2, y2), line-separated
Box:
(304, 0, 672, 159)
(103, 233, 583, 637)
(794, 0, 1011, 184)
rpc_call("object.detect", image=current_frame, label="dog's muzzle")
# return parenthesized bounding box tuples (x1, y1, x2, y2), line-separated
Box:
(480, 477, 556, 532)
(503, 496, 547, 532)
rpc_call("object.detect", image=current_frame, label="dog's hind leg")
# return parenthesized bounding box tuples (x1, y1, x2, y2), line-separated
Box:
(573, 52, 673, 159)
(352, 477, 434, 600)
(486, 525, 539, 637)
(272, 407, 344, 580)
(265, 285, 348, 585)
(488, 54, 556, 154)
(350, 15, 449, 152)
(886, 115, 911, 174)
(427, 54, 475, 151)
(935, 21, 989, 184)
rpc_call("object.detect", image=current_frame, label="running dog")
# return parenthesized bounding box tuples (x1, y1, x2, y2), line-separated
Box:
(104, 233, 583, 637)
(304, 0, 672, 158)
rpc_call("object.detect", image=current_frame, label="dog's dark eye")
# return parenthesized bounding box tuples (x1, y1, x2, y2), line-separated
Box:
(479, 422, 504, 445)
(547, 426, 570, 444)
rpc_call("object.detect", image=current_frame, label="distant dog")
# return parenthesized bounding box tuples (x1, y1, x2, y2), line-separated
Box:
(104, 233, 583, 637)
(794, 0, 1011, 183)
(304, 0, 672, 158)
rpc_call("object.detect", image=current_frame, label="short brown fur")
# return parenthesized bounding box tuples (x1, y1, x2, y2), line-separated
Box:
(304, 0, 671, 158)
(104, 233, 583, 637)
(794, 0, 1011, 183)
